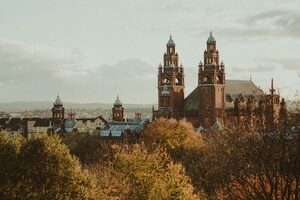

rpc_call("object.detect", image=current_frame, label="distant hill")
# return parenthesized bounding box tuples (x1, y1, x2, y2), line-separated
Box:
(0, 100, 297, 113)
(0, 101, 156, 112)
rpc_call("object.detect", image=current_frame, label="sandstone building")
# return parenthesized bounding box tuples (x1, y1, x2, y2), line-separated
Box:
(153, 33, 287, 130)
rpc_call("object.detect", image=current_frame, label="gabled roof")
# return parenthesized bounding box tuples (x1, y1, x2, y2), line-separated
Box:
(184, 79, 264, 111)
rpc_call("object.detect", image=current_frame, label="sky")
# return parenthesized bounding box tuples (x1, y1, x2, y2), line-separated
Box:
(0, 0, 299, 104)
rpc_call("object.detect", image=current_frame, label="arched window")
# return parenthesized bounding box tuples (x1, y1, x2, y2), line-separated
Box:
(163, 77, 170, 84)
(203, 76, 211, 83)
(175, 77, 181, 85)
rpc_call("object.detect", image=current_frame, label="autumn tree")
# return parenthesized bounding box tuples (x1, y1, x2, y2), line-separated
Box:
(142, 118, 206, 191)
(0, 132, 23, 199)
(112, 144, 200, 200)
(0, 133, 105, 200)
(199, 118, 300, 199)
(62, 133, 113, 165)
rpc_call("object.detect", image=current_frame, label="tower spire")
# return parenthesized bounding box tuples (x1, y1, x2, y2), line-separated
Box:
(270, 78, 275, 95)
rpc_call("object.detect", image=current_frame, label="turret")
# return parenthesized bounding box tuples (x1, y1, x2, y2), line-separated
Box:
(157, 35, 185, 118)
(197, 31, 226, 128)
(52, 95, 65, 128)
(112, 95, 125, 121)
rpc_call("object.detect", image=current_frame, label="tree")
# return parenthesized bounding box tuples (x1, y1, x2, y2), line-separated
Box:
(142, 118, 206, 191)
(142, 118, 202, 156)
(62, 133, 113, 165)
(0, 132, 23, 199)
(113, 145, 200, 200)
(88, 163, 129, 200)
(199, 119, 300, 200)
(0, 133, 105, 200)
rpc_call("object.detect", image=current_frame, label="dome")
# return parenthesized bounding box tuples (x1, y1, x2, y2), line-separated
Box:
(54, 95, 63, 106)
(64, 118, 76, 133)
(167, 35, 175, 45)
(161, 84, 170, 96)
(207, 31, 216, 43)
(114, 95, 122, 106)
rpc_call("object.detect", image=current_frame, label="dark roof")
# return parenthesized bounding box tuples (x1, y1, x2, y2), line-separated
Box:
(4, 118, 27, 131)
(0, 118, 8, 127)
(34, 118, 51, 127)
(101, 119, 149, 138)
(184, 88, 199, 111)
(184, 79, 264, 111)
(76, 115, 107, 124)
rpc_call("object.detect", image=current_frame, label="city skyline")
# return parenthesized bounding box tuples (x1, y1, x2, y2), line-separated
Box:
(0, 0, 299, 104)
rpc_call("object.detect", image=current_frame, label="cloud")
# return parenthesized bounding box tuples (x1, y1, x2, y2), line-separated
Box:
(0, 39, 156, 103)
(232, 64, 275, 73)
(222, 9, 300, 39)
(97, 59, 155, 79)
(261, 57, 300, 71)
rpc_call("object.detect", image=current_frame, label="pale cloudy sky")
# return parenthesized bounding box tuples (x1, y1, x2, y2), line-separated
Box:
(0, 0, 299, 104)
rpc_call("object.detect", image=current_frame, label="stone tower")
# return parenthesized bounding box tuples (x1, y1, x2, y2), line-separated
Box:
(198, 32, 226, 128)
(52, 95, 65, 127)
(112, 95, 124, 121)
(157, 35, 184, 118)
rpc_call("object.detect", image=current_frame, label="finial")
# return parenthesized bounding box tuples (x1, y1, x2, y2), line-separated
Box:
(210, 30, 213, 36)
(250, 74, 252, 82)
(167, 33, 175, 45)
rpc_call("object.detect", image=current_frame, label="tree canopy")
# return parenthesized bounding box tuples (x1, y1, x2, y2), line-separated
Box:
(0, 133, 104, 200)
